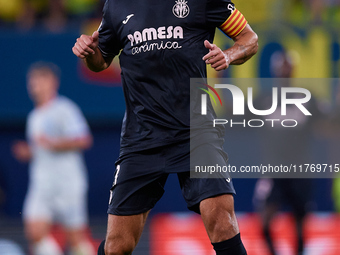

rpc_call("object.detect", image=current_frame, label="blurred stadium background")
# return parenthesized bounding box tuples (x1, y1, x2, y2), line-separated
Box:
(0, 0, 340, 254)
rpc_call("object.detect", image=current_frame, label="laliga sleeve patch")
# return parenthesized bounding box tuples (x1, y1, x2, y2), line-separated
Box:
(219, 9, 247, 38)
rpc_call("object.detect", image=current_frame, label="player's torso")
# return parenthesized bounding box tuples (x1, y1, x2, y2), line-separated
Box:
(28, 99, 65, 142)
(27, 98, 85, 178)
(106, 0, 219, 152)
(109, 0, 213, 65)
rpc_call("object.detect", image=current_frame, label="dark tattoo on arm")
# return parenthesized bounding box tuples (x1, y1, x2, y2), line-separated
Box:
(230, 43, 256, 65)
(236, 44, 249, 63)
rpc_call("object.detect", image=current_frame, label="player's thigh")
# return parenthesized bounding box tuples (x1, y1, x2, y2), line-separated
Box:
(24, 220, 52, 243)
(66, 227, 89, 248)
(23, 183, 53, 219)
(200, 194, 239, 243)
(56, 187, 88, 230)
(23, 185, 53, 242)
(177, 172, 238, 242)
(105, 211, 149, 255)
(177, 171, 235, 213)
(108, 152, 169, 216)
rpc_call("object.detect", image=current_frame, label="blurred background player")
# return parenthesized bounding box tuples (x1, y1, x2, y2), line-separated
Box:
(12, 62, 95, 255)
(253, 50, 321, 255)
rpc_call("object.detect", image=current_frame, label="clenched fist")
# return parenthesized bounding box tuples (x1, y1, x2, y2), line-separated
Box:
(72, 31, 99, 59)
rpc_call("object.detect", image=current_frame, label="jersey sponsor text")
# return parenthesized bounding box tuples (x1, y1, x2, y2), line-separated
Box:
(127, 26, 184, 55)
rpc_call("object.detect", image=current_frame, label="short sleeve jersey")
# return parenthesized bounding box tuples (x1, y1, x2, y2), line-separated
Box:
(27, 96, 90, 185)
(98, 0, 240, 155)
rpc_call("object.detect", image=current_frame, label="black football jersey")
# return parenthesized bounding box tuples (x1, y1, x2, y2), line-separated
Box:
(98, 0, 236, 154)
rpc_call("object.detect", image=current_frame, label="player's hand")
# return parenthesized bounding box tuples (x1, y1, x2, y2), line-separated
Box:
(11, 140, 31, 162)
(202, 40, 230, 71)
(72, 31, 99, 59)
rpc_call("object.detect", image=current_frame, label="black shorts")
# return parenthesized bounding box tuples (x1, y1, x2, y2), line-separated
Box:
(107, 139, 235, 215)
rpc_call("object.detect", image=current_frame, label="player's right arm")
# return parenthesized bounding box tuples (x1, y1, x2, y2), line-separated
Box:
(73, 0, 120, 72)
(11, 140, 32, 162)
(72, 31, 113, 72)
(204, 1, 258, 71)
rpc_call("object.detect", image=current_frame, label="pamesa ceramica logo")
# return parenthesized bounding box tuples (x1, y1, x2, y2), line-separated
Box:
(199, 84, 312, 128)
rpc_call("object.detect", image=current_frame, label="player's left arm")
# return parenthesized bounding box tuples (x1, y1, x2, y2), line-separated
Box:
(37, 135, 93, 152)
(203, 24, 258, 71)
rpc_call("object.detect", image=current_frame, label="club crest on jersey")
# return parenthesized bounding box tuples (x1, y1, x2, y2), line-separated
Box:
(173, 0, 190, 18)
